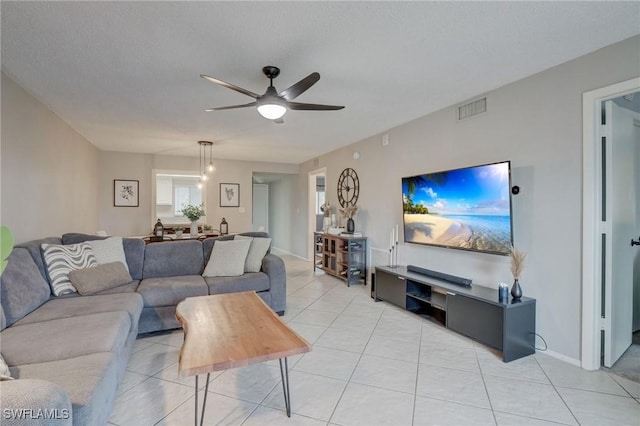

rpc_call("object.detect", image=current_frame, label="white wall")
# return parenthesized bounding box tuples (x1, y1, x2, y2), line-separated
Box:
(267, 174, 297, 253)
(295, 35, 640, 363)
(98, 150, 298, 236)
(1, 72, 100, 243)
(633, 110, 640, 333)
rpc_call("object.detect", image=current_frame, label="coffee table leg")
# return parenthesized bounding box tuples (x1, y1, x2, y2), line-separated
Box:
(194, 373, 211, 426)
(194, 375, 198, 426)
(278, 358, 291, 417)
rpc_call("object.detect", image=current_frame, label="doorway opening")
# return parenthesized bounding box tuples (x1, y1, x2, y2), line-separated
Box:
(307, 168, 326, 260)
(581, 78, 640, 372)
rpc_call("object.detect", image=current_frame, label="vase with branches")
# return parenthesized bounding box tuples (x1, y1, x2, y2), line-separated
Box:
(339, 205, 358, 233)
(509, 245, 526, 300)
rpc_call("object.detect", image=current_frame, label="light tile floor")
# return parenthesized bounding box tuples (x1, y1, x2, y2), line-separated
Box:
(109, 254, 640, 425)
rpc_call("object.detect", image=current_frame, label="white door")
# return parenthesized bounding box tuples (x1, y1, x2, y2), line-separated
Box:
(252, 184, 269, 233)
(603, 100, 638, 366)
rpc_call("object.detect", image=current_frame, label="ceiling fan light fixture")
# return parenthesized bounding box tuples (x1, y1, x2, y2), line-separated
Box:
(257, 103, 287, 120)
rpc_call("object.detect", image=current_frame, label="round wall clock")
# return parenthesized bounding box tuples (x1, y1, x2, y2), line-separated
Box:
(337, 168, 360, 207)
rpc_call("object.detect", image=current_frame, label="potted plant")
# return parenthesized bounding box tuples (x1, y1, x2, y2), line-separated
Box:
(1, 226, 14, 276)
(181, 204, 206, 236)
(202, 224, 213, 234)
(173, 226, 184, 238)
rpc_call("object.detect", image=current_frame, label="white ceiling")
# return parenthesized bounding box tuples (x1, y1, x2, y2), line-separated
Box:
(2, 1, 639, 164)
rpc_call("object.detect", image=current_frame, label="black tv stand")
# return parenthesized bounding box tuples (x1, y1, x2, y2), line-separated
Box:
(374, 265, 536, 362)
(407, 265, 472, 287)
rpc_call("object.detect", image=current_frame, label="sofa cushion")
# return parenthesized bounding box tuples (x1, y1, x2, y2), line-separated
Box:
(0, 304, 5, 331)
(89, 237, 129, 272)
(41, 242, 98, 296)
(1, 311, 130, 366)
(234, 235, 272, 272)
(0, 248, 51, 326)
(62, 234, 145, 280)
(94, 280, 139, 295)
(0, 354, 12, 380)
(9, 352, 118, 426)
(15, 237, 62, 282)
(0, 379, 72, 426)
(143, 240, 204, 279)
(137, 275, 208, 307)
(202, 232, 270, 265)
(202, 239, 251, 277)
(13, 293, 143, 331)
(205, 272, 270, 295)
(69, 262, 133, 295)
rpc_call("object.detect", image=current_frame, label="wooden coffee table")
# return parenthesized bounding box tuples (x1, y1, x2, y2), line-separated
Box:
(176, 291, 311, 425)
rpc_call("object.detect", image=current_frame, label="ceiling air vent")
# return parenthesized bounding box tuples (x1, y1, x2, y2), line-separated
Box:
(457, 97, 487, 121)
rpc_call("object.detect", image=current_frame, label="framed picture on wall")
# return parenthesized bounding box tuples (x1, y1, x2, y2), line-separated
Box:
(114, 179, 139, 207)
(220, 183, 240, 207)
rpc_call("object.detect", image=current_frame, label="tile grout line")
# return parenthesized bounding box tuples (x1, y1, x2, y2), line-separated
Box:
(474, 342, 499, 425)
(534, 355, 582, 425)
(411, 319, 426, 426)
(324, 299, 386, 425)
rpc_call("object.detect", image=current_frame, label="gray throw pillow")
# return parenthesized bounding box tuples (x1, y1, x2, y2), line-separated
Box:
(68, 262, 133, 295)
(234, 235, 272, 273)
(202, 239, 251, 277)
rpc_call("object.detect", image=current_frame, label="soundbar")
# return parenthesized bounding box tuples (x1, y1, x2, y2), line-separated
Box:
(407, 265, 472, 287)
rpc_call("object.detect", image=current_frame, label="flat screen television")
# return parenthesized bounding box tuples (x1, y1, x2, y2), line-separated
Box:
(402, 160, 513, 256)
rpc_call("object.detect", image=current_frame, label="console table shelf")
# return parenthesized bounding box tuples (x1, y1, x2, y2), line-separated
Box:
(374, 265, 536, 362)
(314, 232, 367, 286)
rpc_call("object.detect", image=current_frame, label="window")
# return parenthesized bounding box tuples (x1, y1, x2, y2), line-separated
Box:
(154, 172, 203, 224)
(174, 185, 202, 216)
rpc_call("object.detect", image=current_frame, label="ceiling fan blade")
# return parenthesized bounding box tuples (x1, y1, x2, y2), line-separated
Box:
(205, 102, 257, 111)
(287, 101, 345, 111)
(201, 74, 259, 99)
(272, 118, 284, 124)
(278, 72, 320, 100)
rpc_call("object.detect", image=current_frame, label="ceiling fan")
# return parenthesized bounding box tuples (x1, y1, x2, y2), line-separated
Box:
(201, 66, 344, 123)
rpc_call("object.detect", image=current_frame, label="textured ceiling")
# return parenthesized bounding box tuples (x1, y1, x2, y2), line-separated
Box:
(2, 1, 639, 164)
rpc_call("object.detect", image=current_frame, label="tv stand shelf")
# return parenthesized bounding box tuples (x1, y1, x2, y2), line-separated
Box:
(374, 265, 536, 362)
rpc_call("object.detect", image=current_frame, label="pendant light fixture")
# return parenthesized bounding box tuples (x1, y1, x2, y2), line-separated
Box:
(197, 141, 215, 189)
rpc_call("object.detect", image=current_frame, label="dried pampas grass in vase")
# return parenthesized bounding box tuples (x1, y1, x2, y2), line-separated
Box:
(509, 246, 526, 301)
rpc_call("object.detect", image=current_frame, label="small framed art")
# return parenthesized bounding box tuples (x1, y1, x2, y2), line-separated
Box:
(114, 179, 139, 207)
(220, 183, 240, 207)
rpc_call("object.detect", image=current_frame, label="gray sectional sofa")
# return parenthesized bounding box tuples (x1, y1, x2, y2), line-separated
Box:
(0, 232, 286, 425)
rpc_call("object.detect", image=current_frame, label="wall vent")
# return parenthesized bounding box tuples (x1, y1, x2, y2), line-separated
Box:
(457, 97, 487, 121)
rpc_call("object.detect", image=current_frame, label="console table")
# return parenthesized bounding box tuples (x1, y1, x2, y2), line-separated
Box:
(314, 233, 367, 286)
(374, 265, 536, 362)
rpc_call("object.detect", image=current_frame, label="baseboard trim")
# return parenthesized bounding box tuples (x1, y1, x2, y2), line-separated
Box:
(538, 348, 581, 368)
(270, 247, 308, 261)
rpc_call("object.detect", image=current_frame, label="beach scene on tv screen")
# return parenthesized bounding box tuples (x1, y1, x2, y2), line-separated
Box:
(402, 162, 512, 255)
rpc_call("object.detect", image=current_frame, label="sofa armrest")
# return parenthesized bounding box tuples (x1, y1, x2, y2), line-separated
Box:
(261, 253, 286, 314)
(0, 379, 72, 425)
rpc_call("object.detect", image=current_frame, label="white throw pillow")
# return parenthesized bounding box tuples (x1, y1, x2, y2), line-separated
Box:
(202, 239, 252, 277)
(89, 236, 129, 272)
(234, 235, 271, 273)
(41, 242, 98, 296)
(0, 354, 13, 381)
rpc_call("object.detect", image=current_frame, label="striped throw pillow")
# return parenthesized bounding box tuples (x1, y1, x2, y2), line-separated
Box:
(41, 242, 98, 296)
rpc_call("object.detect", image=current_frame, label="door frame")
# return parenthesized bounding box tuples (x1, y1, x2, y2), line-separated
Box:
(307, 167, 326, 260)
(581, 77, 640, 370)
